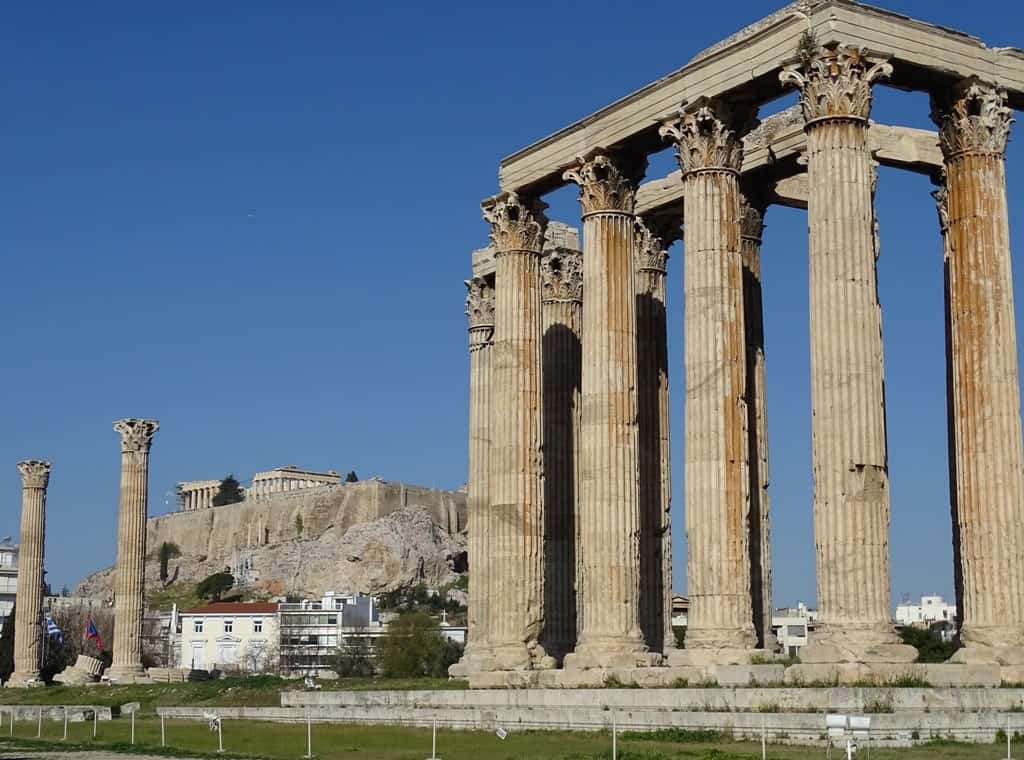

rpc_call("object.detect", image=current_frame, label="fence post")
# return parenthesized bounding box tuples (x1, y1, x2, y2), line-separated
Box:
(431, 718, 437, 760)
(62, 707, 68, 741)
(611, 712, 617, 760)
(305, 711, 313, 759)
(131, 710, 135, 745)
(93, 706, 97, 739)
(1008, 714, 1013, 760)
(761, 715, 766, 760)
(217, 717, 224, 753)
(36, 706, 42, 738)
(8, 707, 13, 736)
(161, 714, 166, 747)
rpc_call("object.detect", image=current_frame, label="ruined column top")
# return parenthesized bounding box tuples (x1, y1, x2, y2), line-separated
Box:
(496, 0, 1024, 195)
(113, 418, 160, 453)
(17, 460, 51, 489)
(472, 221, 580, 279)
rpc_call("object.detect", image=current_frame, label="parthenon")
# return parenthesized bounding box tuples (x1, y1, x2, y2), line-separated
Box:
(454, 0, 1024, 686)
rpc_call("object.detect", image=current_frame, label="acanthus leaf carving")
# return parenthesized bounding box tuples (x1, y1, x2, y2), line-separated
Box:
(17, 459, 51, 489)
(780, 44, 892, 123)
(562, 153, 643, 214)
(739, 199, 765, 242)
(464, 276, 496, 329)
(634, 218, 674, 274)
(659, 99, 754, 175)
(481, 192, 547, 254)
(931, 80, 1014, 159)
(113, 418, 160, 454)
(540, 249, 583, 303)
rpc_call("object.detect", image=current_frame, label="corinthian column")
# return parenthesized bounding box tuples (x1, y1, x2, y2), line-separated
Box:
(635, 217, 676, 654)
(660, 100, 757, 657)
(539, 247, 583, 662)
(483, 193, 553, 671)
(740, 197, 774, 651)
(109, 418, 159, 682)
(451, 275, 497, 677)
(931, 82, 1024, 662)
(562, 153, 659, 669)
(781, 46, 912, 662)
(8, 460, 50, 688)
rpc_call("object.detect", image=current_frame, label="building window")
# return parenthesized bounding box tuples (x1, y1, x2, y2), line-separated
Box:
(787, 625, 806, 637)
(254, 619, 263, 633)
(194, 620, 204, 634)
(224, 619, 233, 634)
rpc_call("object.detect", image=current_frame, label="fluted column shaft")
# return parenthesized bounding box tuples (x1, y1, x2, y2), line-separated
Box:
(933, 82, 1024, 652)
(110, 418, 159, 681)
(563, 154, 653, 668)
(661, 102, 757, 651)
(10, 461, 50, 687)
(635, 219, 674, 653)
(459, 277, 496, 670)
(740, 201, 773, 650)
(541, 250, 583, 662)
(483, 194, 551, 670)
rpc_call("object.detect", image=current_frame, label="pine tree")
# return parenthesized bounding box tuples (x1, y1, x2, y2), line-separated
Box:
(212, 474, 245, 506)
(345, 471, 359, 483)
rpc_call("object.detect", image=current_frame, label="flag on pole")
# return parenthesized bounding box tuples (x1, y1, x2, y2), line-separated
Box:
(85, 614, 103, 651)
(45, 616, 63, 645)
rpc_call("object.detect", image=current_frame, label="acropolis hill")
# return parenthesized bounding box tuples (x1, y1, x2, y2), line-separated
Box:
(76, 477, 467, 601)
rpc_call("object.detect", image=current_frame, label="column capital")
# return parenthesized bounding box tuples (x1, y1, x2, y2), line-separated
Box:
(634, 217, 675, 274)
(540, 249, 583, 304)
(931, 79, 1014, 160)
(780, 44, 892, 124)
(464, 276, 495, 330)
(659, 98, 756, 176)
(481, 192, 547, 254)
(113, 418, 160, 454)
(17, 460, 50, 489)
(563, 152, 645, 215)
(739, 199, 766, 243)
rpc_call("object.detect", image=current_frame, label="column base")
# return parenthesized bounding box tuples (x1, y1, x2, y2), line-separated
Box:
(448, 646, 496, 678)
(955, 625, 1024, 662)
(684, 624, 758, 652)
(666, 647, 766, 669)
(5, 671, 43, 688)
(482, 641, 556, 672)
(105, 664, 151, 684)
(801, 624, 916, 664)
(563, 635, 661, 670)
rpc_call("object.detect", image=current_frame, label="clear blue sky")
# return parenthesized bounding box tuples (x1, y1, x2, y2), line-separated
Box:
(2, 1, 1022, 610)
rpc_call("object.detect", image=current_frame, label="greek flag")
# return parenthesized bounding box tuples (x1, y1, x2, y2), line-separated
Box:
(45, 616, 63, 644)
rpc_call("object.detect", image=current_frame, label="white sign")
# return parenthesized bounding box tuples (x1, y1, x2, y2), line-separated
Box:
(495, 727, 508, 740)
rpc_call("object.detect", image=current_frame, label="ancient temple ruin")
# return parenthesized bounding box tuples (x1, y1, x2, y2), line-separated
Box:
(454, 0, 1024, 686)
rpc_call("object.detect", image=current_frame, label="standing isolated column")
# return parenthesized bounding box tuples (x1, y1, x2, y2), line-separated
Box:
(540, 247, 583, 662)
(450, 275, 497, 677)
(8, 460, 50, 688)
(740, 196, 774, 651)
(482, 193, 554, 671)
(635, 217, 677, 655)
(932, 81, 1024, 662)
(781, 46, 912, 662)
(109, 418, 159, 682)
(563, 152, 659, 669)
(661, 100, 758, 658)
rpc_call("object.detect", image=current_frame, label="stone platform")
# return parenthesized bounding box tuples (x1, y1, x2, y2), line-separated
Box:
(151, 686, 1024, 746)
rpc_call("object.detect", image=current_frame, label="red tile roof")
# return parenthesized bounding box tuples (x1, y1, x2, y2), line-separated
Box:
(180, 602, 278, 615)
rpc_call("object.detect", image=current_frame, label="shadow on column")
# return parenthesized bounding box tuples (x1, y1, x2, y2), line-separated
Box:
(637, 291, 667, 653)
(944, 258, 965, 642)
(743, 265, 768, 650)
(542, 323, 581, 664)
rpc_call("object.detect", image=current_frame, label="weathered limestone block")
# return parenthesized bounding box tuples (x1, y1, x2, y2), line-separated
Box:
(8, 460, 50, 689)
(921, 664, 1001, 687)
(715, 664, 785, 687)
(54, 655, 105, 686)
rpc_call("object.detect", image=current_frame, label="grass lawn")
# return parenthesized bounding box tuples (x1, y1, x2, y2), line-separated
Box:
(0, 719, 1021, 759)
(0, 676, 463, 717)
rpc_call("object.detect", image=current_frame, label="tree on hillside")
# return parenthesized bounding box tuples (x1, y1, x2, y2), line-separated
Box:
(345, 471, 359, 483)
(196, 572, 235, 602)
(212, 475, 245, 507)
(158, 541, 182, 584)
(0, 603, 15, 683)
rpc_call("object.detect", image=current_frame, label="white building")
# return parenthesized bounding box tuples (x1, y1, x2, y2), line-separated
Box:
(179, 602, 278, 673)
(896, 595, 957, 629)
(279, 591, 383, 675)
(772, 602, 818, 657)
(0, 540, 17, 634)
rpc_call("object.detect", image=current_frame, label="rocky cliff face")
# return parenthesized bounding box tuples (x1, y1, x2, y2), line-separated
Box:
(75, 480, 467, 602)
